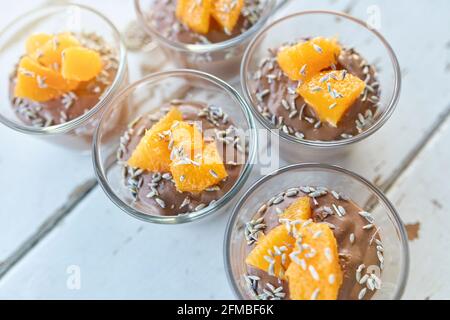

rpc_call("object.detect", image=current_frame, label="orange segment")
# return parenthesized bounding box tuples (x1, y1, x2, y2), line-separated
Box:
(279, 196, 312, 221)
(128, 134, 172, 173)
(127, 108, 183, 172)
(245, 225, 295, 280)
(32, 33, 80, 70)
(211, 0, 244, 33)
(298, 70, 366, 127)
(14, 55, 82, 102)
(285, 223, 343, 300)
(277, 37, 341, 81)
(176, 0, 212, 34)
(14, 68, 60, 102)
(151, 108, 184, 133)
(170, 142, 228, 193)
(17, 56, 79, 92)
(171, 121, 204, 159)
(61, 47, 103, 82)
(26, 33, 52, 56)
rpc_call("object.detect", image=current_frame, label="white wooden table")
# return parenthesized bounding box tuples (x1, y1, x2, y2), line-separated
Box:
(0, 0, 449, 300)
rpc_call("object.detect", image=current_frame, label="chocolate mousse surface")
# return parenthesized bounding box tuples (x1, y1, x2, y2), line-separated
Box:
(244, 187, 384, 300)
(149, 0, 264, 45)
(9, 32, 119, 129)
(252, 44, 380, 141)
(117, 101, 246, 216)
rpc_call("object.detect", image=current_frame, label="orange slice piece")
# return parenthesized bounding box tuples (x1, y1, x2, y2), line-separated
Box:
(171, 121, 204, 159)
(211, 0, 244, 33)
(277, 37, 341, 81)
(127, 108, 183, 172)
(14, 56, 81, 102)
(26, 33, 52, 56)
(128, 134, 172, 173)
(176, 0, 212, 34)
(61, 47, 103, 82)
(298, 70, 366, 127)
(32, 33, 80, 70)
(17, 56, 79, 91)
(279, 196, 312, 221)
(151, 108, 184, 133)
(14, 67, 60, 102)
(285, 222, 343, 300)
(170, 142, 228, 194)
(245, 225, 295, 280)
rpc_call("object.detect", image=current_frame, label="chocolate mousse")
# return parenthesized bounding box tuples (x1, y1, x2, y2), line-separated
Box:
(149, 0, 264, 45)
(9, 32, 118, 129)
(116, 101, 246, 216)
(244, 186, 384, 300)
(251, 37, 380, 141)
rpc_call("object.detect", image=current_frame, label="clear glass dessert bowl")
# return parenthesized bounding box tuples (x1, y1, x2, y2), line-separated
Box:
(93, 69, 257, 224)
(134, 0, 289, 81)
(225, 163, 409, 300)
(241, 11, 401, 161)
(0, 4, 128, 150)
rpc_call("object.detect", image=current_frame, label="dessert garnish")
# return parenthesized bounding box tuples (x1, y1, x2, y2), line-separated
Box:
(246, 224, 296, 281)
(128, 108, 183, 173)
(211, 0, 245, 34)
(117, 102, 245, 216)
(176, 0, 244, 35)
(298, 70, 366, 127)
(149, 0, 263, 46)
(244, 187, 384, 300)
(277, 37, 341, 82)
(128, 107, 228, 194)
(252, 36, 380, 140)
(61, 47, 103, 82)
(285, 222, 343, 300)
(170, 137, 228, 194)
(176, 0, 213, 35)
(10, 32, 118, 128)
(15, 33, 102, 102)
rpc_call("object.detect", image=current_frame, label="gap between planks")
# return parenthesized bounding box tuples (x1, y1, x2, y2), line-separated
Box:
(0, 178, 98, 279)
(0, 105, 449, 282)
(380, 104, 450, 194)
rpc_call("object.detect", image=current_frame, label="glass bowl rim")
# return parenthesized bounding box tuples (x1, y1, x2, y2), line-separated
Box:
(224, 162, 410, 300)
(93, 68, 258, 225)
(133, 0, 280, 54)
(0, 3, 128, 136)
(240, 10, 402, 148)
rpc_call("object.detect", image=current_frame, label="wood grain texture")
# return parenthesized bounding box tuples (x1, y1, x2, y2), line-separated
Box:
(388, 116, 450, 300)
(0, 0, 449, 299)
(0, 188, 235, 299)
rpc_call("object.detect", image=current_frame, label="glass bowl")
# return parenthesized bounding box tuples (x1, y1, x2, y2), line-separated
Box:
(134, 0, 289, 81)
(241, 11, 401, 161)
(93, 69, 257, 224)
(225, 163, 409, 300)
(0, 4, 128, 150)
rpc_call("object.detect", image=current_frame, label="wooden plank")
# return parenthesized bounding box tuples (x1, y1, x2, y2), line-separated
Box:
(387, 115, 450, 300)
(0, 188, 235, 299)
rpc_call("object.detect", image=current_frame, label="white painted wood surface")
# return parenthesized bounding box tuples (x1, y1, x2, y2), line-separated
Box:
(390, 115, 450, 300)
(0, 0, 449, 299)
